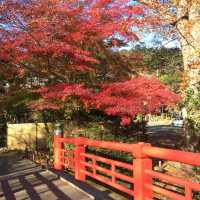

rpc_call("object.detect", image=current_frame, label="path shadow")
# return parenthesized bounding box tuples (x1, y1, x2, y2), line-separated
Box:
(51, 169, 130, 200)
(0, 152, 91, 200)
(0, 169, 77, 200)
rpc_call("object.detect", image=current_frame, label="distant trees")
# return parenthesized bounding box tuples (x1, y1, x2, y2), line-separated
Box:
(121, 47, 183, 92)
(138, 0, 200, 89)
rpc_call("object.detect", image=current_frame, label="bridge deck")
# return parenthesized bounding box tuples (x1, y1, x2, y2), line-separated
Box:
(0, 151, 93, 200)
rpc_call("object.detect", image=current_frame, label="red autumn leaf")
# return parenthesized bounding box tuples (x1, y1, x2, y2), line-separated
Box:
(33, 76, 181, 125)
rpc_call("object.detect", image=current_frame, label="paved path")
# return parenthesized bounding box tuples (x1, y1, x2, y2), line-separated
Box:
(0, 151, 92, 200)
(147, 125, 184, 149)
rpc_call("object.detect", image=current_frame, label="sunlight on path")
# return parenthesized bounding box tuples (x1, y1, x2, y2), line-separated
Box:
(0, 152, 92, 200)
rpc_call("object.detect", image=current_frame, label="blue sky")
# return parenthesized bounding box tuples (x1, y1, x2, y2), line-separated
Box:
(141, 32, 180, 48)
(119, 32, 181, 51)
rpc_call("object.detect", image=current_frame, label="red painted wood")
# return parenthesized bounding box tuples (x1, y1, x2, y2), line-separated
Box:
(53, 136, 200, 199)
(82, 153, 133, 170)
(74, 138, 86, 181)
(81, 169, 134, 196)
(185, 187, 192, 200)
(143, 145, 200, 166)
(53, 135, 63, 170)
(145, 169, 200, 191)
(134, 147, 152, 199)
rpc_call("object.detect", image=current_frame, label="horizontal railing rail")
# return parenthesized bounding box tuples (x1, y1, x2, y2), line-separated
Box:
(53, 136, 200, 200)
(60, 137, 135, 152)
(143, 146, 200, 166)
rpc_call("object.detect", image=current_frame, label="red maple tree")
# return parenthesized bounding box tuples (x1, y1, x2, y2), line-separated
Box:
(91, 77, 181, 125)
(0, 0, 181, 125)
(0, 0, 144, 75)
(31, 77, 180, 125)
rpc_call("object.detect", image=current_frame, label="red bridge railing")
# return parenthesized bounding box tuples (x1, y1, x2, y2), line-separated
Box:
(53, 135, 200, 200)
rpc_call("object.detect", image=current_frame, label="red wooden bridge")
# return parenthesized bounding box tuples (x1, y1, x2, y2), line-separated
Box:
(54, 135, 200, 200)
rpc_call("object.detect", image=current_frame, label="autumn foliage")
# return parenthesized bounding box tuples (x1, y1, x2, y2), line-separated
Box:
(0, 0, 181, 125)
(91, 77, 181, 125)
(31, 77, 180, 125)
(0, 0, 144, 76)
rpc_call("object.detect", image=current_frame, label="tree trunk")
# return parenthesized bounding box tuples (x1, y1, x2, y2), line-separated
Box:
(177, 0, 200, 90)
(176, 0, 200, 150)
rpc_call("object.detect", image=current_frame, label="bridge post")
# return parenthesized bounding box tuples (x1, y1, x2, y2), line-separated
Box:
(133, 143, 152, 200)
(74, 137, 86, 181)
(53, 123, 63, 170)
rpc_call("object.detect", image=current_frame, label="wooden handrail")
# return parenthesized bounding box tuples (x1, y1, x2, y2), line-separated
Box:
(143, 145, 200, 166)
(54, 136, 200, 200)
